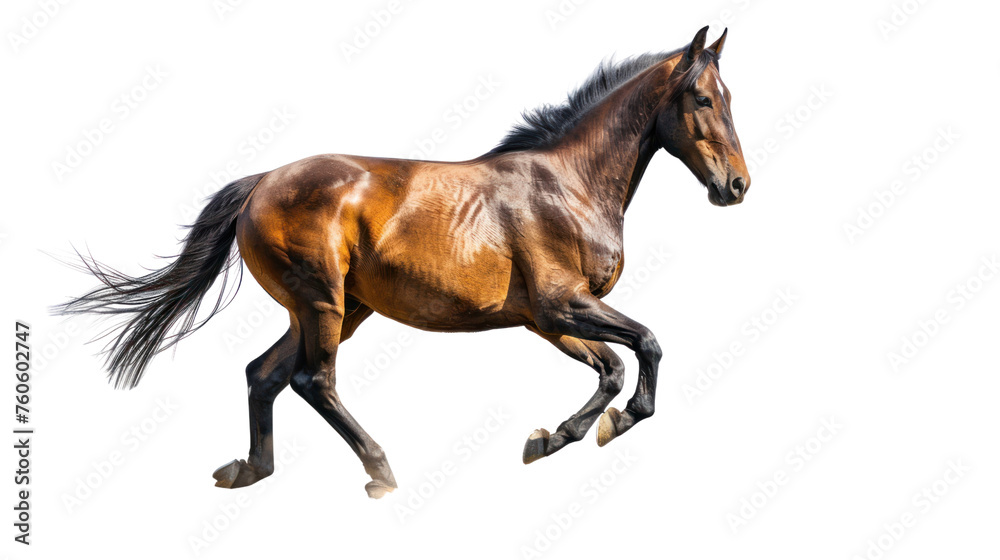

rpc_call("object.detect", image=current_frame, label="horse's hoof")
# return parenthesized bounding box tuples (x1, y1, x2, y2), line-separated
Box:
(522, 428, 550, 464)
(365, 480, 396, 499)
(597, 407, 621, 447)
(212, 459, 267, 488)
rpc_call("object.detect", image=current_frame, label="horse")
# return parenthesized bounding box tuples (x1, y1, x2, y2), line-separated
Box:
(56, 26, 749, 498)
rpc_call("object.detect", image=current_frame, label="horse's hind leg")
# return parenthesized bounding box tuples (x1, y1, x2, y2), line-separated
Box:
(214, 326, 297, 488)
(522, 328, 625, 464)
(290, 293, 397, 499)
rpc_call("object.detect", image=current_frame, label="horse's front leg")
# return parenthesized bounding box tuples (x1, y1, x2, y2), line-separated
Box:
(522, 328, 626, 463)
(528, 284, 662, 448)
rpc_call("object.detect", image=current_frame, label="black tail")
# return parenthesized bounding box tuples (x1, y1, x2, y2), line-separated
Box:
(54, 173, 267, 389)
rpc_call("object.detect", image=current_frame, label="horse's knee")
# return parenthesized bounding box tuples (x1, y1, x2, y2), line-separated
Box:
(627, 330, 659, 420)
(637, 328, 662, 365)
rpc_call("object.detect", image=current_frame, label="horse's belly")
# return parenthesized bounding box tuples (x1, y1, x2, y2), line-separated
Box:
(347, 248, 530, 331)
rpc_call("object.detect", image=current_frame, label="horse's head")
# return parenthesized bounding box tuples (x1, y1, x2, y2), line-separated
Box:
(656, 27, 749, 207)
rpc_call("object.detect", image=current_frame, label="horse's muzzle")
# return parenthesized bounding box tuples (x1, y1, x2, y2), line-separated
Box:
(708, 177, 747, 207)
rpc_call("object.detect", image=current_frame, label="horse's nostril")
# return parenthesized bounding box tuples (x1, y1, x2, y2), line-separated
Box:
(731, 177, 745, 194)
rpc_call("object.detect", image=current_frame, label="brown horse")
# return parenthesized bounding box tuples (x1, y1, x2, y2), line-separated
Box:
(57, 27, 749, 498)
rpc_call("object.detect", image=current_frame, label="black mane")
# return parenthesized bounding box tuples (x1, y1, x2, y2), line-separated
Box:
(489, 45, 716, 154)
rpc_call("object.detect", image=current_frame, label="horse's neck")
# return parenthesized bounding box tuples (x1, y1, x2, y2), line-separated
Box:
(550, 67, 669, 216)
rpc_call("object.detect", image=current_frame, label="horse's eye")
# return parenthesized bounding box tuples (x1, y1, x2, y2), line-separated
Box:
(695, 96, 712, 108)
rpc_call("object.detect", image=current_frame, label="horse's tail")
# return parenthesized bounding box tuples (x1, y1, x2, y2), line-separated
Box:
(54, 173, 267, 389)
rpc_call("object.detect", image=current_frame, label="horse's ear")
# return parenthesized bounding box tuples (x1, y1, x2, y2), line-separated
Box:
(685, 26, 710, 64)
(709, 28, 728, 58)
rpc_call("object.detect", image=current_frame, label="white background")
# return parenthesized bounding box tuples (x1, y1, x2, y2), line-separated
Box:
(3, 0, 999, 558)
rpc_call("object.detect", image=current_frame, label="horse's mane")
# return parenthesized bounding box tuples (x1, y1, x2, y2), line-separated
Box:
(489, 45, 717, 154)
